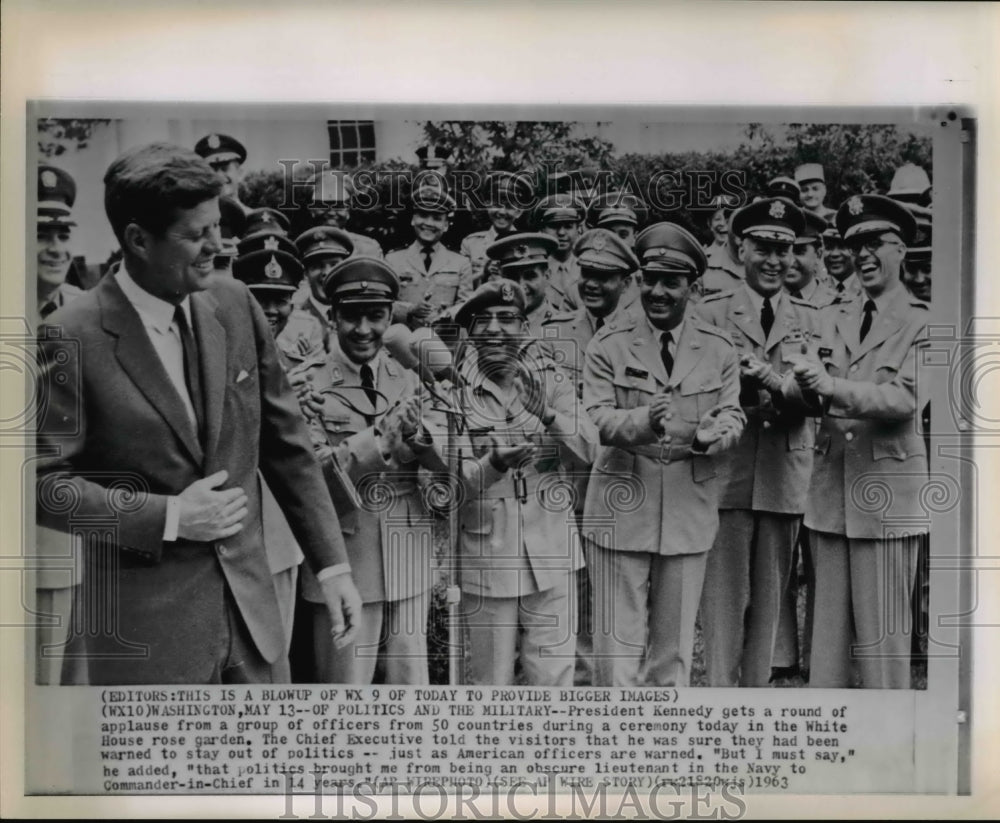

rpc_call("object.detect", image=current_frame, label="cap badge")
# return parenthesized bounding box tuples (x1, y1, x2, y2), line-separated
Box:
(264, 256, 283, 279)
(41, 169, 57, 189)
(769, 200, 786, 219)
(513, 244, 528, 259)
(208, 134, 221, 149)
(263, 236, 279, 250)
(501, 283, 515, 303)
(848, 196, 864, 216)
(592, 232, 607, 251)
(360, 281, 369, 290)
(260, 211, 272, 223)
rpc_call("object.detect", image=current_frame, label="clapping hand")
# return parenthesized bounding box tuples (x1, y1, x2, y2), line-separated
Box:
(513, 368, 552, 425)
(793, 359, 834, 396)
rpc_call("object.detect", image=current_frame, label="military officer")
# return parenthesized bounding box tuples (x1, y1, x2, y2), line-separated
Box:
(214, 196, 248, 275)
(695, 198, 822, 687)
(386, 186, 474, 329)
(785, 211, 838, 307)
(793, 194, 927, 689)
(696, 197, 745, 300)
(766, 176, 802, 205)
(822, 223, 863, 302)
(288, 226, 355, 351)
(36, 165, 84, 323)
(582, 222, 745, 687)
(531, 194, 586, 311)
(452, 279, 599, 686)
(307, 169, 384, 259)
(302, 257, 444, 684)
(461, 171, 533, 286)
(34, 164, 87, 684)
(195, 133, 250, 213)
(541, 228, 640, 683)
(586, 191, 649, 248)
(485, 233, 562, 337)
(794, 163, 837, 223)
(900, 206, 932, 303)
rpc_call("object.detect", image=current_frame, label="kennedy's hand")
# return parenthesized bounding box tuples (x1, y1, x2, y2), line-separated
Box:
(319, 572, 362, 648)
(177, 470, 247, 541)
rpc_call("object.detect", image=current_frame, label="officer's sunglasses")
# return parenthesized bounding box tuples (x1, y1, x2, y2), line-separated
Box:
(846, 236, 904, 256)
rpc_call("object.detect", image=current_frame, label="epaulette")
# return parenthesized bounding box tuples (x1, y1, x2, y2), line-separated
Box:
(593, 311, 634, 339)
(541, 311, 576, 325)
(699, 288, 736, 304)
(694, 317, 737, 347)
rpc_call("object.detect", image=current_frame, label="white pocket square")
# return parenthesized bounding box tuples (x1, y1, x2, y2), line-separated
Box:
(236, 369, 250, 383)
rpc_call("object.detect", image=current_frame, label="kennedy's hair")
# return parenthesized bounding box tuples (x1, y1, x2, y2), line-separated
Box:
(104, 142, 222, 245)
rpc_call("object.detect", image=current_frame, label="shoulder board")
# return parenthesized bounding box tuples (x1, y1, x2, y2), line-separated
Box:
(542, 311, 576, 325)
(788, 295, 818, 310)
(699, 288, 736, 303)
(695, 321, 737, 347)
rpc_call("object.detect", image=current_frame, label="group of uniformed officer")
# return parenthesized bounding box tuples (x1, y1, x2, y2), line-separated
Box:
(35, 133, 933, 690)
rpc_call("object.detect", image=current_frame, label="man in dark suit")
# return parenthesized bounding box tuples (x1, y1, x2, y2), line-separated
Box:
(35, 142, 361, 685)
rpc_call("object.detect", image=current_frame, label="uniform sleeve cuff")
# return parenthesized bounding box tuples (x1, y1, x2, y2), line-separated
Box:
(163, 496, 180, 542)
(315, 563, 351, 581)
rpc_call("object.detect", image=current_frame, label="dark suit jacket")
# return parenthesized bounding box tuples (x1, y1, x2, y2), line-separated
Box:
(36, 272, 349, 684)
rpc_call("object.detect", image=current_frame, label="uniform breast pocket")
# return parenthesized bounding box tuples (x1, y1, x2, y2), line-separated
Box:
(678, 378, 722, 421)
(611, 374, 655, 409)
(429, 271, 460, 304)
(321, 412, 358, 439)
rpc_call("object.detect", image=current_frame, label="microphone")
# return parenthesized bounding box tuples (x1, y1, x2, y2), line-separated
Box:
(383, 324, 458, 411)
(409, 326, 458, 384)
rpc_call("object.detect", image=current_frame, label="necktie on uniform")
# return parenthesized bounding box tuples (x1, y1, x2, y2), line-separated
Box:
(360, 363, 377, 426)
(594, 315, 605, 331)
(422, 245, 434, 272)
(174, 306, 205, 438)
(836, 281, 845, 294)
(760, 296, 775, 339)
(788, 287, 803, 300)
(660, 331, 674, 378)
(859, 299, 876, 342)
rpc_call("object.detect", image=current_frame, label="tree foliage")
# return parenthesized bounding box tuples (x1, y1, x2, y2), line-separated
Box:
(38, 118, 112, 158)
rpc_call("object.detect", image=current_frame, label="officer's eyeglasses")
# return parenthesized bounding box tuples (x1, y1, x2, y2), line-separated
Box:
(469, 312, 524, 333)
(846, 237, 903, 256)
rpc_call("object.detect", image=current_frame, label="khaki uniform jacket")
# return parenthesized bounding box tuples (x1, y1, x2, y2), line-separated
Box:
(796, 277, 840, 309)
(277, 305, 328, 356)
(386, 241, 474, 322)
(582, 308, 745, 556)
(696, 287, 822, 513)
(829, 273, 864, 305)
(804, 286, 930, 538)
(301, 345, 442, 604)
(693, 262, 745, 302)
(347, 230, 383, 260)
(547, 255, 581, 312)
(455, 351, 599, 598)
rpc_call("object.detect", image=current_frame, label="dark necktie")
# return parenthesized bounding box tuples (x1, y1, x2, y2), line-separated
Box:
(360, 363, 377, 426)
(836, 281, 845, 294)
(789, 287, 802, 300)
(859, 299, 876, 342)
(422, 245, 434, 272)
(39, 300, 57, 319)
(660, 331, 674, 378)
(174, 306, 205, 438)
(594, 315, 605, 331)
(760, 297, 775, 339)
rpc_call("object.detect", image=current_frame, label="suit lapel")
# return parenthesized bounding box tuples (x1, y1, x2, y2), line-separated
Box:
(854, 287, 907, 361)
(629, 318, 670, 387)
(99, 276, 204, 465)
(728, 295, 765, 348)
(191, 291, 227, 462)
(668, 315, 703, 388)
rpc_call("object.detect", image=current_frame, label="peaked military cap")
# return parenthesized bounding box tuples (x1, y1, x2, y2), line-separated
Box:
(797, 210, 829, 243)
(486, 232, 559, 270)
(37, 165, 77, 226)
(634, 222, 708, 280)
(731, 197, 805, 243)
(411, 185, 456, 214)
(836, 194, 917, 245)
(794, 163, 825, 185)
(454, 278, 526, 329)
(295, 226, 355, 261)
(219, 196, 247, 239)
(887, 163, 932, 203)
(905, 203, 932, 259)
(234, 249, 302, 292)
(194, 133, 247, 165)
(530, 193, 585, 227)
(588, 191, 649, 228)
(766, 176, 802, 205)
(573, 228, 639, 273)
(311, 169, 355, 205)
(237, 232, 298, 258)
(322, 256, 399, 305)
(242, 207, 291, 241)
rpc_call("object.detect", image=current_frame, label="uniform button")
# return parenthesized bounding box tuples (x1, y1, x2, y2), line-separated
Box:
(845, 432, 854, 442)
(664, 412, 673, 420)
(849, 364, 858, 372)
(762, 420, 771, 430)
(218, 544, 228, 556)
